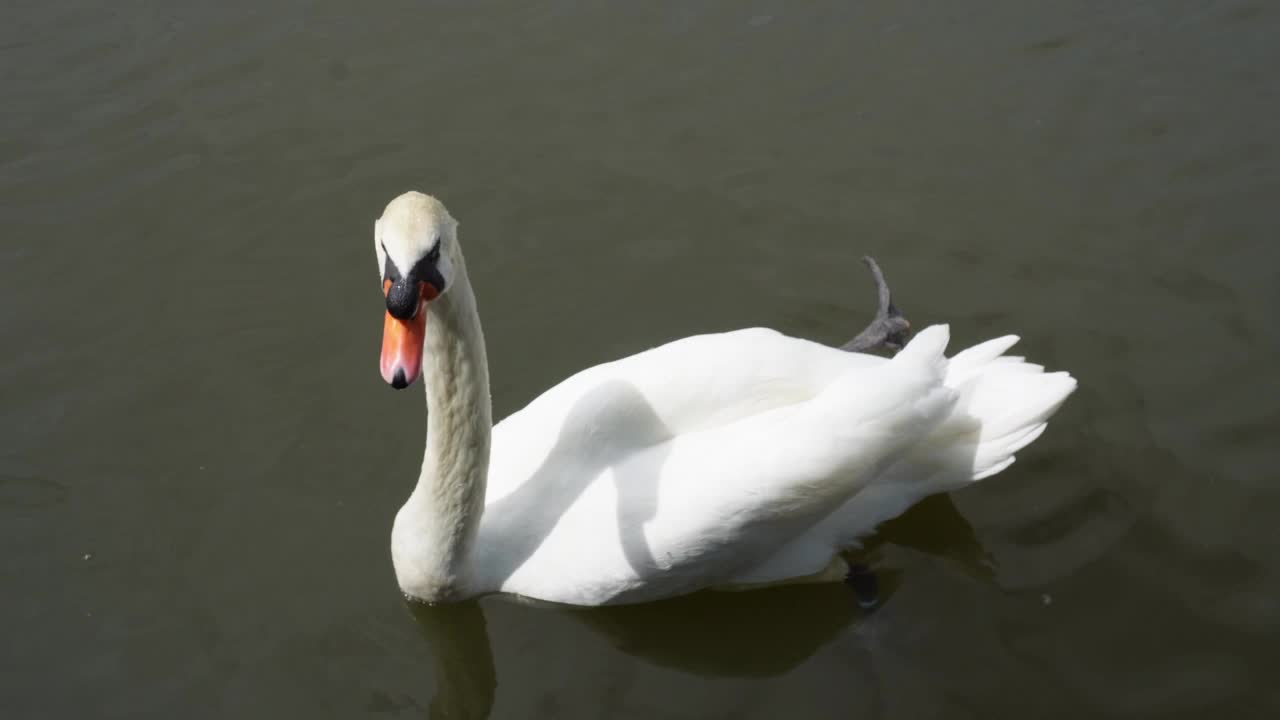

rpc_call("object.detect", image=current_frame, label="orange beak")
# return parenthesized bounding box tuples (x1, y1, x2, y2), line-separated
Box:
(379, 279, 437, 389)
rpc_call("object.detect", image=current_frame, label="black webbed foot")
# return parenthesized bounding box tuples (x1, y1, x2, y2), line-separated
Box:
(840, 256, 911, 354)
(845, 562, 880, 610)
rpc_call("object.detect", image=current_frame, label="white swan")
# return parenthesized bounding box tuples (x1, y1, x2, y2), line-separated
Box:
(374, 191, 1076, 606)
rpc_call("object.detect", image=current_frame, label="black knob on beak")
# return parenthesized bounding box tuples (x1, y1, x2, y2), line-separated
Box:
(386, 278, 420, 320)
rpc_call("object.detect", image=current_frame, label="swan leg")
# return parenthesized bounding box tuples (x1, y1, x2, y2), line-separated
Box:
(840, 256, 911, 354)
(844, 254, 906, 602)
(837, 256, 904, 607)
(845, 562, 880, 609)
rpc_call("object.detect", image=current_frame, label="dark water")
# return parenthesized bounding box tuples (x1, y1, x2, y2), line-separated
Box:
(3, 1, 1279, 717)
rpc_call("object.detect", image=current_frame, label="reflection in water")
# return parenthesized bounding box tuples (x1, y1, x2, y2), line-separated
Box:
(408, 492, 987, 717)
(569, 580, 890, 677)
(408, 602, 496, 720)
(872, 493, 996, 582)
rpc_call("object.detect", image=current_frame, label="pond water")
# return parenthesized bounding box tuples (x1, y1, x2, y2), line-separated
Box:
(3, 1, 1278, 717)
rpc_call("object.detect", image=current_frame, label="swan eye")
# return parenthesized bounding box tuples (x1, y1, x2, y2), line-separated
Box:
(403, 240, 447, 297)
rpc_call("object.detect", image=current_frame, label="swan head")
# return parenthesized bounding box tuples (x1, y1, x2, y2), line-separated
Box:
(374, 191, 459, 389)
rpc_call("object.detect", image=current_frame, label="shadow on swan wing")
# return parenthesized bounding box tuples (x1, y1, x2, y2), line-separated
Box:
(478, 379, 676, 588)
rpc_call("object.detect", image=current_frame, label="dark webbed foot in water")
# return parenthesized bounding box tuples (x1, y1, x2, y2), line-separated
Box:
(846, 563, 880, 610)
(840, 256, 911, 354)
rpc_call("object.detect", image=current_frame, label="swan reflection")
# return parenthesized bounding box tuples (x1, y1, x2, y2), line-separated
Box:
(407, 494, 986, 719)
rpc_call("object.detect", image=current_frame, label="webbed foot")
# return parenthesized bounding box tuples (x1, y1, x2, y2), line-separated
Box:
(845, 562, 880, 610)
(840, 256, 911, 354)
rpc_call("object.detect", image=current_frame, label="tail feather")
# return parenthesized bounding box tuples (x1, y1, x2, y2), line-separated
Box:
(731, 326, 1077, 578)
(890, 323, 951, 377)
(935, 337, 1075, 487)
(817, 328, 1076, 548)
(948, 335, 1020, 383)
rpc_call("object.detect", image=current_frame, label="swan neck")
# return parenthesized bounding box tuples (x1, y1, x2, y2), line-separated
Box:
(394, 266, 491, 602)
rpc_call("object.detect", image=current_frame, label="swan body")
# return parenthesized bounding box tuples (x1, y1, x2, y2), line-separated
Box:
(375, 192, 1076, 606)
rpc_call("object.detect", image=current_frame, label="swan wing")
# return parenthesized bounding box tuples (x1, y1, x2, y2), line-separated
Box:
(477, 326, 956, 605)
(484, 327, 885, 502)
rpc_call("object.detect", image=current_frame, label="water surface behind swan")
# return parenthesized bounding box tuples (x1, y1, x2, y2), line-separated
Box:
(3, 1, 1279, 717)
